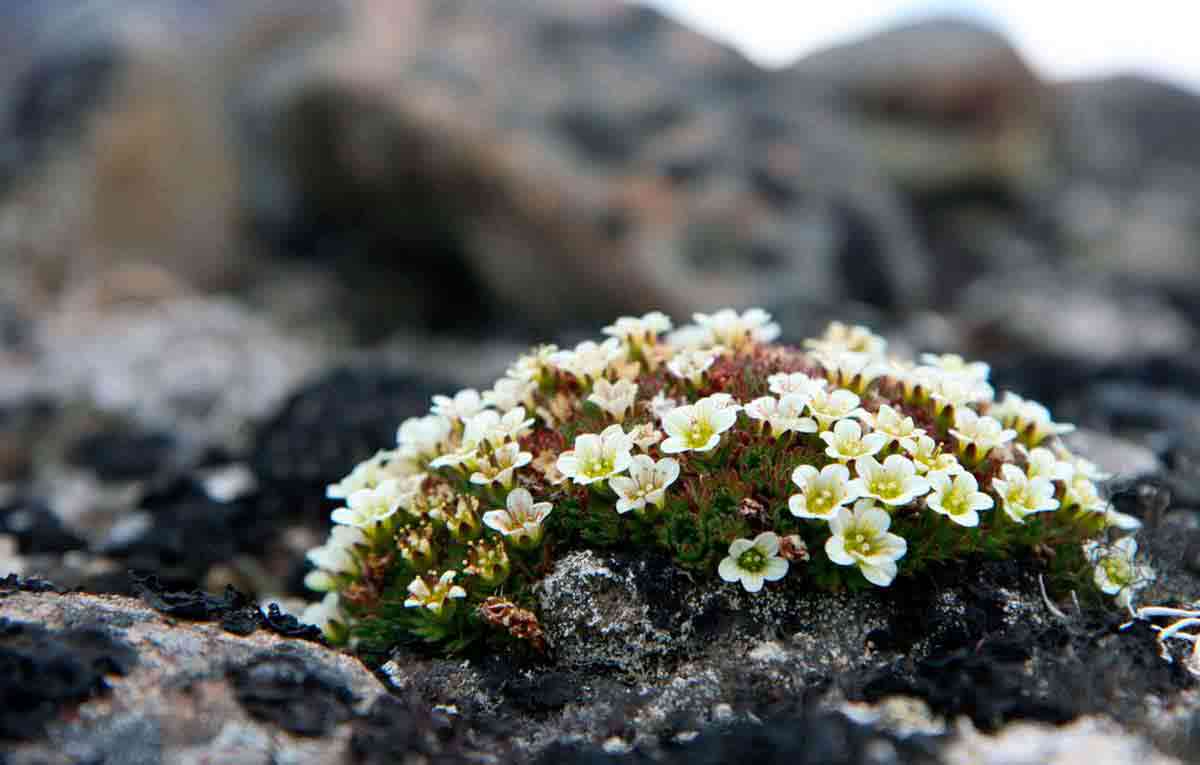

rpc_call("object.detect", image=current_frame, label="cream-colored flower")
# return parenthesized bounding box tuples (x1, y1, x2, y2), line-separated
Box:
(926, 470, 993, 527)
(1022, 446, 1075, 482)
(991, 463, 1059, 523)
(718, 532, 789, 592)
(609, 455, 680, 514)
(805, 322, 887, 357)
(588, 378, 639, 422)
(304, 526, 365, 590)
(326, 450, 392, 500)
(469, 443, 532, 488)
(990, 392, 1074, 446)
(556, 424, 634, 484)
(484, 377, 536, 412)
(807, 388, 870, 429)
(660, 395, 740, 454)
(602, 311, 672, 344)
(482, 488, 552, 548)
(820, 419, 888, 462)
(331, 479, 405, 528)
(647, 391, 678, 419)
(396, 415, 452, 457)
(403, 570, 467, 616)
(919, 353, 990, 383)
(549, 338, 624, 382)
(767, 371, 827, 398)
(693, 307, 780, 350)
(508, 344, 559, 383)
(903, 434, 961, 475)
(1084, 537, 1155, 610)
(789, 463, 860, 520)
(871, 404, 925, 451)
(744, 395, 817, 437)
(848, 455, 931, 507)
(628, 423, 663, 451)
(301, 592, 344, 635)
(815, 350, 886, 393)
(431, 388, 487, 421)
(825, 500, 907, 586)
(949, 408, 1016, 460)
(666, 347, 720, 382)
(929, 373, 994, 415)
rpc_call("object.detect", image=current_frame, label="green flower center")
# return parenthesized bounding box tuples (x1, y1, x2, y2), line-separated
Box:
(944, 489, 969, 515)
(686, 421, 715, 448)
(737, 547, 767, 573)
(846, 531, 873, 556)
(812, 489, 834, 513)
(583, 455, 615, 477)
(871, 477, 902, 499)
(1103, 557, 1132, 586)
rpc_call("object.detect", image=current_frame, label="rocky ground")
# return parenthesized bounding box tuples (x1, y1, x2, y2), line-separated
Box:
(2, 0, 1200, 762)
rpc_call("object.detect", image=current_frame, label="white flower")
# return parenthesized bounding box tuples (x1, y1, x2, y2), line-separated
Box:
(903, 435, 961, 475)
(482, 488, 552, 547)
(666, 347, 720, 382)
(300, 592, 344, 634)
(556, 424, 634, 484)
(871, 404, 925, 451)
(919, 353, 990, 382)
(550, 338, 624, 382)
(431, 388, 486, 421)
(306, 526, 364, 574)
(588, 379, 639, 421)
(805, 322, 887, 357)
(949, 408, 1016, 458)
(991, 392, 1074, 445)
(814, 350, 886, 392)
(326, 450, 392, 500)
(768, 371, 827, 398)
(992, 463, 1059, 523)
(820, 419, 888, 462)
(665, 324, 714, 350)
(404, 570, 467, 616)
(718, 532, 789, 592)
(660, 395, 740, 454)
(848, 455, 931, 507)
(331, 479, 405, 528)
(628, 423, 663, 451)
(648, 391, 678, 419)
(807, 388, 870, 428)
(492, 407, 535, 444)
(397, 415, 452, 456)
(1060, 451, 1111, 482)
(509, 344, 559, 382)
(1022, 446, 1075, 482)
(926, 470, 993, 527)
(1085, 537, 1155, 610)
(469, 443, 533, 488)
(484, 377, 536, 412)
(609, 455, 680, 514)
(693, 307, 780, 349)
(602, 311, 672, 344)
(744, 395, 817, 437)
(825, 500, 907, 586)
(789, 463, 860, 520)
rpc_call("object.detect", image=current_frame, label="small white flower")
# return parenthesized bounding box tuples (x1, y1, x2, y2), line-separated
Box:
(768, 371, 827, 398)
(693, 307, 780, 349)
(609, 455, 680, 514)
(926, 470, 993, 527)
(628, 423, 663, 451)
(403, 570, 467, 616)
(550, 338, 624, 382)
(588, 378, 639, 421)
(664, 323, 714, 350)
(331, 479, 405, 528)
(556, 424, 634, 484)
(825, 500, 907, 586)
(666, 347, 720, 382)
(718, 532, 789, 592)
(1085, 537, 1155, 610)
(744, 395, 817, 437)
(648, 391, 678, 419)
(431, 388, 487, 421)
(949, 408, 1016, 458)
(1022, 446, 1075, 482)
(300, 592, 344, 634)
(484, 377, 536, 412)
(660, 395, 740, 454)
(482, 488, 552, 547)
(397, 415, 452, 457)
(469, 443, 533, 488)
(789, 463, 860, 520)
(602, 311, 673, 344)
(929, 374, 994, 414)
(919, 353, 990, 382)
(814, 350, 887, 392)
(848, 455, 931, 507)
(326, 450, 392, 500)
(1060, 451, 1111, 482)
(807, 388, 870, 429)
(805, 322, 887, 357)
(509, 344, 559, 382)
(991, 392, 1074, 445)
(306, 525, 364, 574)
(903, 435, 962, 475)
(992, 463, 1059, 523)
(820, 419, 888, 462)
(871, 404, 925, 451)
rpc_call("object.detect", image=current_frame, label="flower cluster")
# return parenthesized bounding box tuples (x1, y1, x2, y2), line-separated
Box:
(301, 308, 1148, 651)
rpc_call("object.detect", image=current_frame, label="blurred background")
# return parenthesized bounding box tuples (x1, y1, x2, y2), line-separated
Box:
(1, 0, 1197, 601)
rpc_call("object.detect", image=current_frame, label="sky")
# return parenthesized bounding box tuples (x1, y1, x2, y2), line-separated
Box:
(644, 1, 1200, 94)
